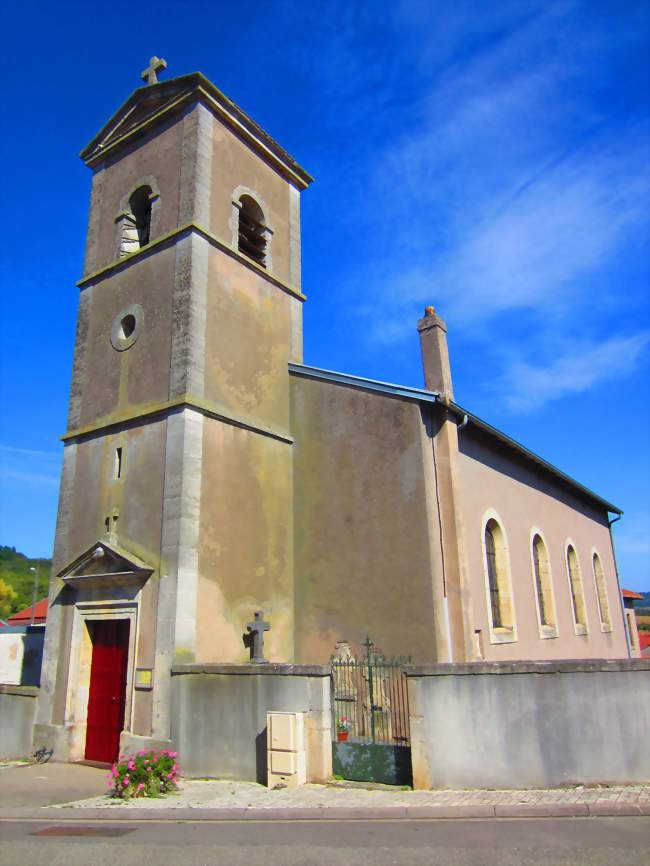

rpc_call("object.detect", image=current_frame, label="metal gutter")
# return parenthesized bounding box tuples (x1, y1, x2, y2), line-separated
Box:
(288, 362, 622, 515)
(288, 362, 440, 403)
(445, 397, 622, 515)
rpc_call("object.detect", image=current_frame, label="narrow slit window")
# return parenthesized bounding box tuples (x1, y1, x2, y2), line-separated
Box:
(114, 447, 123, 480)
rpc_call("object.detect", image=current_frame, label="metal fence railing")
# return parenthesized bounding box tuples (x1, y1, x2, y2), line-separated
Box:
(331, 636, 411, 746)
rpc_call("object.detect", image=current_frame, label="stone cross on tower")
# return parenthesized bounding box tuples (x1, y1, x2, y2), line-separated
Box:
(141, 56, 167, 85)
(246, 610, 271, 664)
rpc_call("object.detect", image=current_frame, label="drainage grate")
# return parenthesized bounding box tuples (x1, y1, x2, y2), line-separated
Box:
(32, 826, 136, 837)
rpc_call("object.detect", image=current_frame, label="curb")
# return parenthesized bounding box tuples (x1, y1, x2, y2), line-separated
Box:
(1, 802, 648, 822)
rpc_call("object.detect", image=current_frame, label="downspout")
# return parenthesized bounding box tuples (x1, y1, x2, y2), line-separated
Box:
(431, 409, 453, 663)
(446, 416, 468, 659)
(431, 407, 469, 663)
(608, 512, 631, 658)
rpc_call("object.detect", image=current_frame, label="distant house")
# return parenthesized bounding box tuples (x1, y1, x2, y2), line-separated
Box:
(1, 598, 48, 628)
(638, 632, 650, 658)
(621, 590, 644, 657)
(0, 598, 47, 686)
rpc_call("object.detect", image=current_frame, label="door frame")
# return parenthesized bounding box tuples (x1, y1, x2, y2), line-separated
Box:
(65, 600, 139, 762)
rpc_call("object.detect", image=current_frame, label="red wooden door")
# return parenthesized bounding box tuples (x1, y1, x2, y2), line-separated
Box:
(85, 619, 129, 763)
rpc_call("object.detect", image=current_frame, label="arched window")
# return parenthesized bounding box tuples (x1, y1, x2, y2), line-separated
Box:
(237, 194, 267, 267)
(119, 185, 154, 257)
(592, 553, 611, 630)
(566, 545, 587, 633)
(483, 517, 515, 640)
(129, 187, 152, 247)
(532, 534, 556, 633)
(485, 524, 502, 628)
(532, 536, 547, 625)
(626, 610, 639, 650)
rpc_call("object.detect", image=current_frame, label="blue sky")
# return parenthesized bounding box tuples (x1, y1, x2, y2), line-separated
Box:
(0, 1, 648, 590)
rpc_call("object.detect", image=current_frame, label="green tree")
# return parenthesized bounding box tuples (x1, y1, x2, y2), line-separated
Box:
(0, 546, 51, 615)
(0, 577, 18, 619)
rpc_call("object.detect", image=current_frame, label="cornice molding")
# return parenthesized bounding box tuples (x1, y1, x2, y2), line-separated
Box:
(62, 394, 294, 446)
(77, 222, 306, 302)
(80, 73, 313, 190)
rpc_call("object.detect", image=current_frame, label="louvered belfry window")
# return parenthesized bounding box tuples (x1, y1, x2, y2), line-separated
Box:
(238, 195, 267, 267)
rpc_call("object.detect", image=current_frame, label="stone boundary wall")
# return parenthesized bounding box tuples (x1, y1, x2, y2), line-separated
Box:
(0, 627, 44, 686)
(170, 664, 332, 783)
(405, 659, 650, 790)
(0, 685, 39, 759)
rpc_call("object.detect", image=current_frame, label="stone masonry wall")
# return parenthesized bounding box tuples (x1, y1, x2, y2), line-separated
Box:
(406, 660, 650, 789)
(0, 686, 39, 759)
(170, 664, 332, 783)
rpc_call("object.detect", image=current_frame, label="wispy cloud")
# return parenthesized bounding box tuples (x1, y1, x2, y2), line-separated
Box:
(0, 444, 59, 459)
(0, 442, 60, 489)
(428, 133, 649, 327)
(331, 1, 650, 411)
(501, 331, 650, 411)
(0, 470, 59, 488)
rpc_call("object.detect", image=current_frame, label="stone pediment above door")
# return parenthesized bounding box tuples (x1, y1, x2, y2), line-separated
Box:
(58, 539, 153, 591)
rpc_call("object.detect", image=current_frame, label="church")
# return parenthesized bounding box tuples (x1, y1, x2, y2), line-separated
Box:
(34, 60, 635, 767)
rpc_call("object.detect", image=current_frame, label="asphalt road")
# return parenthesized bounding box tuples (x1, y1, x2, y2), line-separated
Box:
(0, 817, 648, 865)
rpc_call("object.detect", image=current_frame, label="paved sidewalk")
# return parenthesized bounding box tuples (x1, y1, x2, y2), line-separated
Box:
(1, 762, 648, 821)
(0, 761, 108, 808)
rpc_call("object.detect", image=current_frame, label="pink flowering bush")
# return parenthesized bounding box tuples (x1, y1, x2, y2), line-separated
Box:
(106, 749, 182, 799)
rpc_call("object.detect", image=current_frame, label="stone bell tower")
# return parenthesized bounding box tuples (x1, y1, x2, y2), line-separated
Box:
(35, 60, 313, 760)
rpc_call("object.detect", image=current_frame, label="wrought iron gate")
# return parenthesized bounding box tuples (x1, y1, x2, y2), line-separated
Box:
(331, 636, 412, 786)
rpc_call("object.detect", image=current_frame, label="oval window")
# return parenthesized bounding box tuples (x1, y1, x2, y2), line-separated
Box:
(110, 304, 143, 351)
(120, 314, 136, 339)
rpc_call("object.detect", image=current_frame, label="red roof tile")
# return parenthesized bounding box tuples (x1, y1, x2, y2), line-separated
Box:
(622, 589, 645, 600)
(6, 597, 48, 625)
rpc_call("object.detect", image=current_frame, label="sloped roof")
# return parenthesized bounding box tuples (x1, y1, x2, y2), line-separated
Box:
(288, 362, 622, 515)
(4, 597, 48, 625)
(79, 71, 313, 189)
(622, 589, 645, 600)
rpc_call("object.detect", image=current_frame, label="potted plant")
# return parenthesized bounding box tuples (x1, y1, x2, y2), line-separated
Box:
(336, 717, 349, 742)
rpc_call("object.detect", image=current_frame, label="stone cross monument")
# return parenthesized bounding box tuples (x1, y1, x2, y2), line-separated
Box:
(246, 610, 271, 663)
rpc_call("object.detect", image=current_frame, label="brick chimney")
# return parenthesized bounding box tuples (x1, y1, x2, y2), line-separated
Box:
(417, 306, 454, 398)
